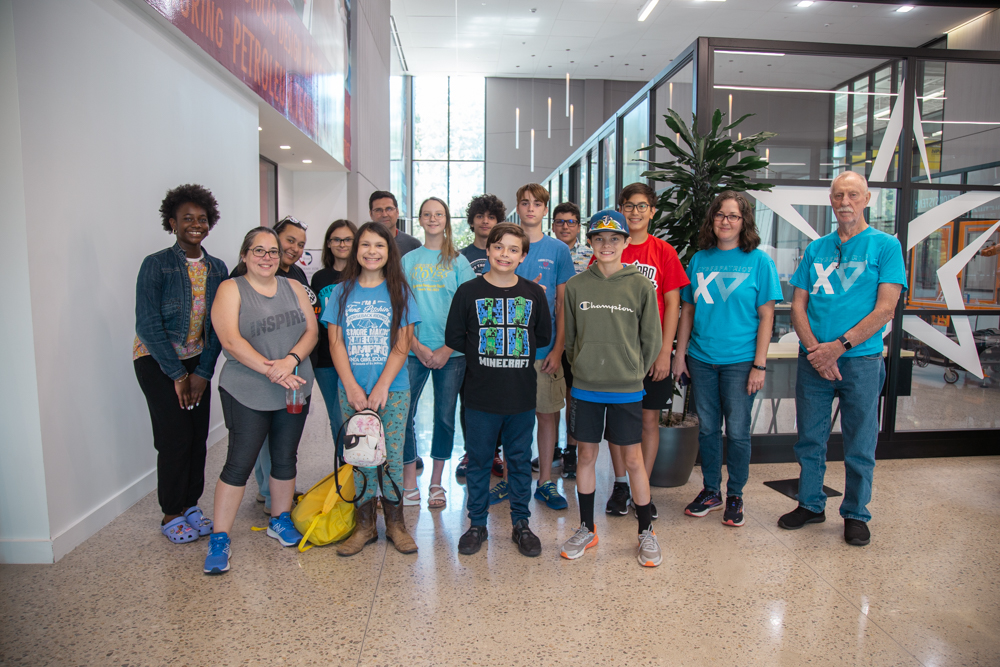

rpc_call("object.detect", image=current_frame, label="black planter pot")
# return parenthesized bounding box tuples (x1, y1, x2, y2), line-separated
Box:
(650, 420, 700, 488)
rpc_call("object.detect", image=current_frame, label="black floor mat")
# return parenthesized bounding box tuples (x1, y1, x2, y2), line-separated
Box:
(763, 478, 842, 501)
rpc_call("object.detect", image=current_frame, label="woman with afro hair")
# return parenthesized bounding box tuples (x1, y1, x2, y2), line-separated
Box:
(134, 183, 229, 545)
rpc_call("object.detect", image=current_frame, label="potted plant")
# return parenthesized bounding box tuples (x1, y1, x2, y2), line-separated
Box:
(640, 109, 775, 487)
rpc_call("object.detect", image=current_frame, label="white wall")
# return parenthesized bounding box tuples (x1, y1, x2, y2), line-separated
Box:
(2, 0, 260, 562)
(278, 171, 349, 250)
(0, 0, 53, 565)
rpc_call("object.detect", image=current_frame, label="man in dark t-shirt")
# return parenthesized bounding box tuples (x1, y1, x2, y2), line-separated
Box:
(460, 193, 506, 276)
(446, 223, 550, 558)
(369, 190, 421, 256)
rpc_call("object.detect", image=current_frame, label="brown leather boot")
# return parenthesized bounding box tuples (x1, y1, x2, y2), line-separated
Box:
(337, 498, 378, 557)
(382, 498, 418, 554)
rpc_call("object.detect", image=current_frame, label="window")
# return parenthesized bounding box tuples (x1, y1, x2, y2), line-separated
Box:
(412, 76, 485, 247)
(622, 99, 649, 187)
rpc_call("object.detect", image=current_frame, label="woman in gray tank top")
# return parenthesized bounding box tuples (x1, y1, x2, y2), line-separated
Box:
(202, 227, 318, 575)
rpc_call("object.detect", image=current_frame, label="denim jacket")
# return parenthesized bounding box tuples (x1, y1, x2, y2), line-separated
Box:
(135, 242, 229, 381)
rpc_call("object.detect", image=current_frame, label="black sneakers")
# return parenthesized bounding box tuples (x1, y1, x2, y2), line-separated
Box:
(777, 506, 826, 530)
(722, 496, 745, 527)
(561, 447, 577, 479)
(844, 519, 871, 546)
(605, 481, 631, 516)
(512, 519, 541, 557)
(458, 525, 488, 555)
(530, 447, 563, 473)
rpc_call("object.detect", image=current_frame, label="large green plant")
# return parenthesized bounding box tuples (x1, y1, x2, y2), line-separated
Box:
(640, 109, 776, 266)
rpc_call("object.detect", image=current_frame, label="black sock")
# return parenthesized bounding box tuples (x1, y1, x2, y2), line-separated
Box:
(566, 444, 577, 453)
(635, 502, 653, 533)
(578, 491, 595, 531)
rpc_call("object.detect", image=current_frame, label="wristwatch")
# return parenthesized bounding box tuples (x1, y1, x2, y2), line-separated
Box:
(752, 365, 767, 371)
(837, 335, 853, 351)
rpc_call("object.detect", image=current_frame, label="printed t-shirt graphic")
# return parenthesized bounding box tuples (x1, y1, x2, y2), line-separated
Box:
(402, 247, 476, 357)
(321, 281, 421, 394)
(475, 295, 533, 362)
(789, 227, 906, 358)
(590, 234, 689, 322)
(485, 234, 574, 359)
(460, 245, 489, 277)
(680, 247, 783, 365)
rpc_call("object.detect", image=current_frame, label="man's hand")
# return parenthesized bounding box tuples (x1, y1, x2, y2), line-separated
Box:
(428, 347, 451, 369)
(806, 341, 844, 381)
(413, 342, 435, 368)
(540, 347, 562, 374)
(649, 348, 671, 383)
(533, 273, 547, 293)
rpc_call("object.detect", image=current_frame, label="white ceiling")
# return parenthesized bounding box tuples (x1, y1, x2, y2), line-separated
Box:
(390, 0, 990, 79)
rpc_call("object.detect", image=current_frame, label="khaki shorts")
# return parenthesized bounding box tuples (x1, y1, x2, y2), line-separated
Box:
(534, 359, 566, 414)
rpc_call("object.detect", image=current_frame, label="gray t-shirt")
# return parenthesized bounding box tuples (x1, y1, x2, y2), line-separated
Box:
(395, 230, 422, 257)
(219, 276, 314, 411)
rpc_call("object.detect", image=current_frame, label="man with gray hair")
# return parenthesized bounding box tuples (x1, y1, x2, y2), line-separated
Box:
(778, 171, 906, 546)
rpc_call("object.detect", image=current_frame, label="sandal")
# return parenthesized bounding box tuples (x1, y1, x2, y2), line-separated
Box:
(428, 484, 447, 509)
(161, 516, 199, 544)
(183, 506, 213, 537)
(402, 488, 421, 507)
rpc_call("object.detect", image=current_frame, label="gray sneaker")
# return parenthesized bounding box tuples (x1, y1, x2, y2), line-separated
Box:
(560, 524, 598, 560)
(637, 529, 662, 568)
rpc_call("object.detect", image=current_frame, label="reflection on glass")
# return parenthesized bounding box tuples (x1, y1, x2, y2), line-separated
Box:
(909, 226, 949, 304)
(589, 149, 598, 215)
(654, 62, 693, 166)
(578, 158, 588, 218)
(602, 132, 616, 208)
(449, 162, 485, 223)
(413, 77, 448, 160)
(622, 99, 649, 186)
(962, 224, 999, 305)
(449, 77, 485, 161)
(560, 170, 570, 205)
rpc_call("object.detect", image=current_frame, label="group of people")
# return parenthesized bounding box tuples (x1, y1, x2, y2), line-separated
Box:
(133, 169, 905, 575)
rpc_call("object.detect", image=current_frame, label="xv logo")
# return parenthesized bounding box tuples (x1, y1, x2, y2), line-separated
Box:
(811, 261, 866, 295)
(693, 272, 749, 304)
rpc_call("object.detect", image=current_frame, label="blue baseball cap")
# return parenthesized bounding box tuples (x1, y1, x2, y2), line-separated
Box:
(587, 209, 629, 238)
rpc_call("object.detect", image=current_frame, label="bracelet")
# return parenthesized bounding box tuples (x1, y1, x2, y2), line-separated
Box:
(752, 365, 767, 371)
(174, 373, 189, 383)
(288, 352, 302, 364)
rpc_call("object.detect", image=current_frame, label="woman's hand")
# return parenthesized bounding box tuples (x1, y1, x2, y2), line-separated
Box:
(277, 373, 307, 390)
(747, 367, 766, 395)
(188, 375, 209, 407)
(344, 383, 368, 412)
(174, 376, 192, 410)
(264, 356, 299, 384)
(367, 384, 389, 411)
(671, 353, 688, 383)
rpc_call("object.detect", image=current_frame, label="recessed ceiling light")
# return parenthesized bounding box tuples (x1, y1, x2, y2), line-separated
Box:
(797, 1, 813, 7)
(638, 0, 659, 21)
(302, 159, 312, 164)
(258, 126, 262, 131)
(896, 5, 914, 12)
(280, 145, 291, 149)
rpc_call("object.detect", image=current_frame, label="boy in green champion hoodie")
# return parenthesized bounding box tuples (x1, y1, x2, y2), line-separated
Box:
(561, 209, 664, 568)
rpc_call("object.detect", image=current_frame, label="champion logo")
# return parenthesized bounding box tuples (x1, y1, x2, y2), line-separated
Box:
(579, 301, 635, 313)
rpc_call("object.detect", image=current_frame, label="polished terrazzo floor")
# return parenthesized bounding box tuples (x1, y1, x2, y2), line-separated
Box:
(2, 389, 999, 666)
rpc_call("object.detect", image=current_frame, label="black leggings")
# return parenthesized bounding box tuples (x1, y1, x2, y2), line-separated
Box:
(134, 354, 210, 516)
(218, 387, 310, 486)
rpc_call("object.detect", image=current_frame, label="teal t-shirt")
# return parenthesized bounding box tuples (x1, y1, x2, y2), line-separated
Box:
(789, 227, 907, 357)
(321, 281, 421, 394)
(402, 246, 476, 356)
(681, 247, 783, 365)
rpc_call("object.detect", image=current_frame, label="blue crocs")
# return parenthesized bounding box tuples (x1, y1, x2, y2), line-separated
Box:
(267, 511, 303, 547)
(489, 480, 509, 505)
(203, 533, 231, 575)
(161, 516, 199, 544)
(183, 506, 213, 537)
(534, 481, 568, 510)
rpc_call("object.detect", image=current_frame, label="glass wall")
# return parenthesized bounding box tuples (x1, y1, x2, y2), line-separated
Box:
(653, 61, 693, 166)
(621, 99, 649, 186)
(412, 76, 485, 246)
(389, 75, 409, 221)
(601, 132, 616, 209)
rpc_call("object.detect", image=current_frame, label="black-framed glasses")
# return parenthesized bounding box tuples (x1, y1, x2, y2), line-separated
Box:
(622, 202, 651, 213)
(832, 243, 842, 270)
(251, 246, 281, 258)
(713, 213, 743, 224)
(552, 219, 579, 227)
(276, 215, 308, 231)
(330, 236, 354, 246)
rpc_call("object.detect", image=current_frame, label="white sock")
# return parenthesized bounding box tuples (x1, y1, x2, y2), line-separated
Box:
(615, 476, 628, 484)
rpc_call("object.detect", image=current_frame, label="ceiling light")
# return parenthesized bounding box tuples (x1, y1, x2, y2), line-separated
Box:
(717, 50, 785, 56)
(932, 131, 942, 137)
(638, 0, 659, 21)
(280, 145, 291, 149)
(896, 5, 914, 12)
(302, 159, 312, 164)
(258, 126, 262, 131)
(797, 1, 813, 6)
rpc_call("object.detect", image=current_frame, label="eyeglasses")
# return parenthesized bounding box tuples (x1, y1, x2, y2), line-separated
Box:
(371, 206, 397, 216)
(552, 219, 579, 227)
(832, 243, 842, 270)
(251, 246, 281, 258)
(330, 236, 354, 246)
(276, 216, 308, 231)
(591, 235, 624, 246)
(421, 212, 446, 220)
(622, 202, 651, 213)
(713, 213, 744, 224)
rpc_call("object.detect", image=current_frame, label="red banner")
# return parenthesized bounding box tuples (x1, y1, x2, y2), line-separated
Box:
(144, 0, 349, 168)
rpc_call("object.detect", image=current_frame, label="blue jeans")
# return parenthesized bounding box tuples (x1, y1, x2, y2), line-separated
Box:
(465, 408, 534, 526)
(313, 366, 345, 460)
(403, 355, 466, 464)
(688, 357, 756, 498)
(794, 352, 885, 522)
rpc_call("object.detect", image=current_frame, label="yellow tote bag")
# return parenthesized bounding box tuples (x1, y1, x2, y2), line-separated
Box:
(290, 465, 356, 552)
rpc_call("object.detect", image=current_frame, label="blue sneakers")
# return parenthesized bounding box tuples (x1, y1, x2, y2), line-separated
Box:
(489, 480, 509, 505)
(534, 481, 568, 510)
(267, 511, 303, 547)
(203, 533, 231, 575)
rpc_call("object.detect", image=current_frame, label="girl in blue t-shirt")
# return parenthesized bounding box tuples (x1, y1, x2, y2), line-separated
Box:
(323, 222, 421, 557)
(401, 197, 476, 510)
(672, 192, 783, 528)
